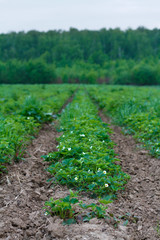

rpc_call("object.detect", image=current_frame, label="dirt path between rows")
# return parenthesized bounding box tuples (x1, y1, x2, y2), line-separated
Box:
(99, 112, 160, 240)
(0, 110, 160, 240)
(0, 123, 61, 239)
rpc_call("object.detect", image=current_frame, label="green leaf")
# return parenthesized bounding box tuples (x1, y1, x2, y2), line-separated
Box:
(63, 218, 76, 225)
(63, 195, 70, 202)
(70, 198, 79, 204)
(99, 199, 112, 205)
(79, 203, 87, 209)
(83, 216, 90, 222)
(123, 220, 129, 226)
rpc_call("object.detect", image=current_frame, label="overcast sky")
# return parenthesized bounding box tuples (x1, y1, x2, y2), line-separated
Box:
(0, 0, 160, 33)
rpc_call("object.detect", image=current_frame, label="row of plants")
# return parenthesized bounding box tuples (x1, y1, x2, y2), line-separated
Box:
(87, 85, 160, 158)
(0, 84, 76, 116)
(43, 90, 130, 223)
(0, 84, 76, 174)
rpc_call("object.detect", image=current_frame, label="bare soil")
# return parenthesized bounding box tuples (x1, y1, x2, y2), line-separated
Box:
(99, 112, 160, 240)
(0, 112, 160, 240)
(0, 123, 60, 240)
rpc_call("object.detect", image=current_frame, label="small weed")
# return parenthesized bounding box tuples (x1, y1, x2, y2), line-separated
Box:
(156, 222, 160, 237)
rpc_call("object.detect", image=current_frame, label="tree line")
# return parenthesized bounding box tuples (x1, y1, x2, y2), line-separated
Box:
(0, 27, 160, 85)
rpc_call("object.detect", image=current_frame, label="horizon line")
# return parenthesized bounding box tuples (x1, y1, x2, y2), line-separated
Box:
(1, 26, 160, 34)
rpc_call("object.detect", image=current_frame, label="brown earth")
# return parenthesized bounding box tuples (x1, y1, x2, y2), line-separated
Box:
(0, 111, 160, 240)
(0, 123, 61, 240)
(99, 112, 160, 240)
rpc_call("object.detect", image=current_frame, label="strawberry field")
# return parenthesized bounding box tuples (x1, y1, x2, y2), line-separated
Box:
(88, 85, 160, 158)
(0, 84, 76, 172)
(0, 84, 160, 240)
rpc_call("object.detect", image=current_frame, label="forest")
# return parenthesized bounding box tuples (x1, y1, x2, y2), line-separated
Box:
(1, 27, 160, 85)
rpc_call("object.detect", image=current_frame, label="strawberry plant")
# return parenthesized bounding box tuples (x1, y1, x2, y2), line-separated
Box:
(45, 190, 79, 220)
(44, 190, 111, 224)
(88, 85, 160, 158)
